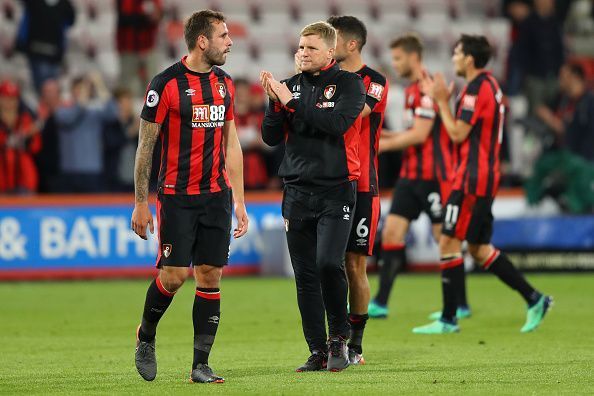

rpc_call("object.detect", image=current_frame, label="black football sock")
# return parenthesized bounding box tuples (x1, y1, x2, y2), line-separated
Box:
(440, 255, 465, 323)
(192, 288, 221, 369)
(458, 268, 469, 308)
(374, 243, 406, 306)
(484, 249, 541, 306)
(139, 277, 175, 342)
(348, 313, 369, 354)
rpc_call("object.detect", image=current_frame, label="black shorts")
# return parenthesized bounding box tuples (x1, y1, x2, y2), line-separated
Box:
(389, 179, 443, 223)
(441, 190, 494, 245)
(347, 192, 381, 256)
(155, 189, 232, 268)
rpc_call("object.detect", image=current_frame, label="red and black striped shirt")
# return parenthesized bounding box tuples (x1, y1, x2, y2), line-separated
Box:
(356, 65, 388, 195)
(141, 56, 235, 195)
(400, 80, 452, 182)
(453, 71, 504, 197)
(116, 0, 162, 53)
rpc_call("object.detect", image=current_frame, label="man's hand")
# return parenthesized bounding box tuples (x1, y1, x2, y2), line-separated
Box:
(233, 203, 249, 238)
(422, 72, 454, 103)
(131, 202, 154, 240)
(260, 71, 279, 102)
(268, 79, 293, 105)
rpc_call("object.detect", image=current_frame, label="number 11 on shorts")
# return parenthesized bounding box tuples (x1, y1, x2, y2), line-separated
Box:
(444, 204, 459, 228)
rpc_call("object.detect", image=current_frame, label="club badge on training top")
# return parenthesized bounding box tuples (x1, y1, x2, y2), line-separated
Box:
(324, 85, 336, 100)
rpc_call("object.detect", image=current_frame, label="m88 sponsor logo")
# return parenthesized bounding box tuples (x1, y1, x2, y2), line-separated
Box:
(192, 104, 226, 128)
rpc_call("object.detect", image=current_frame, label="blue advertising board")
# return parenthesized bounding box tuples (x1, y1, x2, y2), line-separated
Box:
(1, 197, 593, 278)
(0, 202, 284, 277)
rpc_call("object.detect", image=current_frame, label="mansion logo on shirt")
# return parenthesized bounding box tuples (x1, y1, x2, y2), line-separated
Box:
(192, 104, 226, 128)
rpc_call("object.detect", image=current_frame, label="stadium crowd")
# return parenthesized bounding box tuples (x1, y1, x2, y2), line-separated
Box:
(0, 0, 593, 212)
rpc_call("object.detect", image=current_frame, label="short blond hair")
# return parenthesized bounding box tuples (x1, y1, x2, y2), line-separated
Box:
(300, 21, 337, 49)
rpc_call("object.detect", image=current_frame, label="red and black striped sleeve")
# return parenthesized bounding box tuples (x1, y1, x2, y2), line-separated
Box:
(457, 79, 485, 126)
(225, 76, 235, 121)
(414, 89, 437, 120)
(363, 71, 387, 112)
(141, 75, 171, 125)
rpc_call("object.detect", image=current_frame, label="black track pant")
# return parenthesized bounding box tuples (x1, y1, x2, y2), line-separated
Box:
(282, 182, 356, 352)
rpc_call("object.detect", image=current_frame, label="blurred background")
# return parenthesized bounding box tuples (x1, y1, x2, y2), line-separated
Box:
(0, 0, 593, 279)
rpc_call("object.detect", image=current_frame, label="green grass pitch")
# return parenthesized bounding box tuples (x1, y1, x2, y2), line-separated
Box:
(1, 273, 593, 395)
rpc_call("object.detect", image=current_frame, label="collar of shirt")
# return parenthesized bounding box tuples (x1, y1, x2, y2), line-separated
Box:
(302, 60, 339, 85)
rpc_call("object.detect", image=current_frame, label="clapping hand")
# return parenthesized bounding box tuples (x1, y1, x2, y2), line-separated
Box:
(420, 72, 454, 103)
(267, 79, 293, 105)
(260, 71, 279, 102)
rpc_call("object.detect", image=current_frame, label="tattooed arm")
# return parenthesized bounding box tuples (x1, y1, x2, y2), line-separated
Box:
(131, 119, 160, 240)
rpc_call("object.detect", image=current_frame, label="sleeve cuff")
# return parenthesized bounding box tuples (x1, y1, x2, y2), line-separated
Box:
(459, 110, 474, 124)
(140, 114, 154, 123)
(415, 107, 436, 119)
(284, 99, 298, 113)
(269, 99, 282, 113)
(365, 96, 379, 111)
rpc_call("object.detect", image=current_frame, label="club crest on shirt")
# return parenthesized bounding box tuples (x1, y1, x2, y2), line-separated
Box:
(324, 85, 336, 100)
(215, 82, 226, 98)
(162, 244, 172, 258)
(367, 82, 384, 101)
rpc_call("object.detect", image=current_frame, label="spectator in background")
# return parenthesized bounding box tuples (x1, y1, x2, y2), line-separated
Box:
(526, 62, 594, 213)
(517, 0, 565, 114)
(102, 87, 139, 191)
(234, 78, 269, 189)
(503, 0, 532, 95)
(252, 83, 284, 189)
(536, 63, 594, 162)
(0, 79, 41, 194)
(36, 79, 62, 192)
(54, 72, 115, 193)
(15, 0, 75, 93)
(116, 0, 163, 97)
